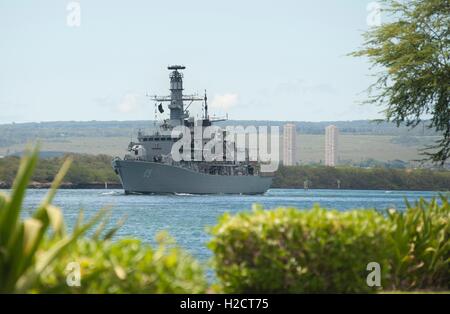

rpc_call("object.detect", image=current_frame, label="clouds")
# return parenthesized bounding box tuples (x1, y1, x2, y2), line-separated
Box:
(210, 93, 239, 110)
(93, 92, 147, 119)
(117, 93, 141, 113)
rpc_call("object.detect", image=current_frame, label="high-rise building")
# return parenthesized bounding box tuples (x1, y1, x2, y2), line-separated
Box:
(283, 123, 297, 166)
(325, 125, 339, 166)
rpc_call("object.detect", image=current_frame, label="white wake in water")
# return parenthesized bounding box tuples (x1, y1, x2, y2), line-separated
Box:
(174, 192, 201, 196)
(99, 191, 122, 196)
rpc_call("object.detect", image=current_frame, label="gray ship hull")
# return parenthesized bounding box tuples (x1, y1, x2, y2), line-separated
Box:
(112, 160, 272, 194)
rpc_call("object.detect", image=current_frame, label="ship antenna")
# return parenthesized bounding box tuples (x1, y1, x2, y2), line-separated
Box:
(204, 89, 208, 119)
(154, 102, 157, 128)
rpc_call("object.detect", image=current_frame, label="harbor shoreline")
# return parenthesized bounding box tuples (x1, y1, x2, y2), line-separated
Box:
(0, 182, 447, 192)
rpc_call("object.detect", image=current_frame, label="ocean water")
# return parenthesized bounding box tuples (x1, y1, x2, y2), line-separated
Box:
(9, 188, 444, 263)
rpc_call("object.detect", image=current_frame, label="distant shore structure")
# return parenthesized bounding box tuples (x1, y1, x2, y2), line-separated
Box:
(283, 123, 297, 166)
(325, 125, 339, 166)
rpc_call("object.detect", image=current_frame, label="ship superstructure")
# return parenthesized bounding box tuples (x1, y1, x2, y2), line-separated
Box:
(112, 65, 272, 194)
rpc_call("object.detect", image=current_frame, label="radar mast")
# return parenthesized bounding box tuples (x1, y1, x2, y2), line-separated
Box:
(150, 65, 203, 127)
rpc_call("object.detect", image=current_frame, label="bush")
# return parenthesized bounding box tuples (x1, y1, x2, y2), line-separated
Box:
(0, 147, 102, 293)
(34, 233, 207, 294)
(209, 200, 449, 293)
(386, 197, 449, 290)
(209, 205, 390, 293)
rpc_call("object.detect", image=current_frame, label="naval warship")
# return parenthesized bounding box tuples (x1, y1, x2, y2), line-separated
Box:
(112, 65, 273, 194)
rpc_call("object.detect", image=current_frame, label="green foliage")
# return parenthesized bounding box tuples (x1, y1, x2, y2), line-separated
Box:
(273, 165, 450, 190)
(63, 154, 118, 184)
(34, 233, 207, 294)
(352, 0, 450, 164)
(209, 199, 450, 293)
(209, 205, 390, 293)
(0, 147, 105, 292)
(0, 154, 119, 186)
(386, 196, 449, 290)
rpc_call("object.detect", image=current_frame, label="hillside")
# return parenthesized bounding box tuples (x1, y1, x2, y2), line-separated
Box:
(0, 120, 441, 165)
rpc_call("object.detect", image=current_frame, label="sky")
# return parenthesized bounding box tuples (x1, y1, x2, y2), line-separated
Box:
(0, 0, 386, 124)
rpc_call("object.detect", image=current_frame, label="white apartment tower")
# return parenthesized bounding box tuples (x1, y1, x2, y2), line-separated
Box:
(325, 125, 339, 166)
(283, 123, 297, 166)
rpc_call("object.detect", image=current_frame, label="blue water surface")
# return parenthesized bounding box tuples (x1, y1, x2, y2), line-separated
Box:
(11, 188, 444, 262)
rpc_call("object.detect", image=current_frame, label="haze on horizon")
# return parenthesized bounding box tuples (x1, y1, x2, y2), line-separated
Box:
(1, 0, 385, 124)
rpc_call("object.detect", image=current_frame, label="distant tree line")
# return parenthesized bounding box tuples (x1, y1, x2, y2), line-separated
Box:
(0, 154, 119, 187)
(1, 154, 449, 190)
(273, 166, 450, 191)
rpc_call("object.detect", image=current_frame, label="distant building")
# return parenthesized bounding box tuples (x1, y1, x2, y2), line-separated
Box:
(325, 125, 339, 166)
(283, 123, 297, 166)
